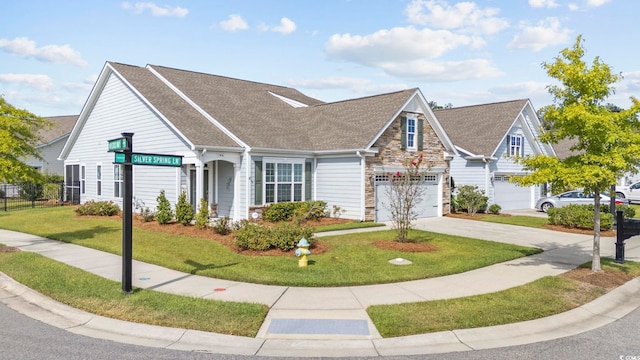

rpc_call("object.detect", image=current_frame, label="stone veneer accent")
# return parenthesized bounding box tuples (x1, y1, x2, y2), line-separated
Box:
(364, 112, 451, 221)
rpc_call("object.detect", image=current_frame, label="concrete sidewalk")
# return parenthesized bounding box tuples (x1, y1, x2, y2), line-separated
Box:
(1, 216, 640, 357)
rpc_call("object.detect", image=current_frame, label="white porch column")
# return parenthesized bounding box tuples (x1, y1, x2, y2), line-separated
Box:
(195, 157, 204, 209)
(233, 162, 240, 220)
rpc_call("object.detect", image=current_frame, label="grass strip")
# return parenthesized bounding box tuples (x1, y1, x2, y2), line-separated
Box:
(312, 221, 385, 232)
(0, 251, 268, 337)
(368, 259, 640, 337)
(478, 214, 549, 228)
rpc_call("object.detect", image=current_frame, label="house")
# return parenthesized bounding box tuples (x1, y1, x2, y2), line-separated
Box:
(435, 99, 555, 211)
(25, 115, 77, 176)
(59, 62, 457, 221)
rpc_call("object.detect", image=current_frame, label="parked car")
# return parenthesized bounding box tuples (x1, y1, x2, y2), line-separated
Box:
(535, 190, 628, 213)
(615, 181, 640, 204)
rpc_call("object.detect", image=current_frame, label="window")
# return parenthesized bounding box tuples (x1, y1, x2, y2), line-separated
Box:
(96, 165, 102, 196)
(264, 160, 304, 203)
(80, 165, 86, 194)
(114, 165, 123, 198)
(406, 118, 416, 150)
(509, 135, 523, 156)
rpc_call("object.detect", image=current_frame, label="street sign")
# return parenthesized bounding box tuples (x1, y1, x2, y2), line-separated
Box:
(114, 152, 182, 167)
(108, 137, 129, 152)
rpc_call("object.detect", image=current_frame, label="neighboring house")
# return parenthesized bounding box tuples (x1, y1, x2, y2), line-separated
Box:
(435, 99, 555, 211)
(59, 62, 457, 221)
(24, 115, 78, 176)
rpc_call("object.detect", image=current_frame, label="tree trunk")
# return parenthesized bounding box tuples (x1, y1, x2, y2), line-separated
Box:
(592, 188, 602, 272)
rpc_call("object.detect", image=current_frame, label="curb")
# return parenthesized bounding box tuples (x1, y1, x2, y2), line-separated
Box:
(2, 272, 640, 357)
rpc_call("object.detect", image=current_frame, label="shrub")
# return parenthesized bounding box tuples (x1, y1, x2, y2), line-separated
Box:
(212, 216, 231, 235)
(262, 202, 297, 222)
(262, 201, 327, 222)
(547, 204, 614, 230)
(75, 200, 120, 216)
(139, 207, 155, 222)
(599, 204, 636, 219)
(234, 222, 314, 251)
(175, 191, 194, 226)
(234, 222, 271, 250)
(0, 188, 5, 198)
(487, 204, 501, 215)
(42, 183, 61, 201)
(456, 185, 488, 216)
(195, 198, 210, 229)
(155, 190, 174, 225)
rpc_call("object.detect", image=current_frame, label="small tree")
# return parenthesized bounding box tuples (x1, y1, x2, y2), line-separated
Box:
(195, 198, 210, 229)
(175, 191, 194, 226)
(512, 35, 640, 271)
(383, 153, 431, 242)
(456, 185, 488, 216)
(155, 190, 174, 225)
(0, 96, 51, 184)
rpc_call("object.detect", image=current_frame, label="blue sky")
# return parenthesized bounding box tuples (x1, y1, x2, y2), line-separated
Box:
(1, 0, 638, 116)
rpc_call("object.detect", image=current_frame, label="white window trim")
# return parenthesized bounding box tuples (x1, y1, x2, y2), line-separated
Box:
(509, 135, 524, 157)
(114, 164, 123, 198)
(80, 164, 86, 195)
(96, 163, 102, 197)
(263, 157, 305, 204)
(406, 116, 417, 151)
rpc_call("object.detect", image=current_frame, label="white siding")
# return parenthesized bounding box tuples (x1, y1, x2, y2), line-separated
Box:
(315, 157, 361, 220)
(66, 73, 191, 210)
(26, 137, 67, 176)
(450, 155, 486, 192)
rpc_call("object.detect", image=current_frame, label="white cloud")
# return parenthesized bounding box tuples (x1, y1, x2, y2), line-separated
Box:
(0, 73, 54, 90)
(382, 59, 503, 82)
(508, 17, 572, 51)
(528, 0, 559, 8)
(260, 17, 297, 34)
(121, 2, 188, 17)
(0, 37, 88, 67)
(326, 26, 484, 66)
(287, 77, 408, 98)
(586, 0, 612, 6)
(568, 0, 611, 11)
(405, 0, 509, 35)
(490, 81, 548, 97)
(219, 14, 248, 32)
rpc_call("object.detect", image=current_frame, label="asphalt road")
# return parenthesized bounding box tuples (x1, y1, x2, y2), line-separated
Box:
(2, 301, 639, 360)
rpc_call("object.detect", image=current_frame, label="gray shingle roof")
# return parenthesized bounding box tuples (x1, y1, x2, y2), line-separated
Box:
(434, 99, 528, 156)
(110, 63, 240, 149)
(108, 63, 417, 151)
(40, 115, 77, 144)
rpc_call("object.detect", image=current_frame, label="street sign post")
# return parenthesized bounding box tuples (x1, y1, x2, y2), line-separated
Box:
(108, 134, 182, 294)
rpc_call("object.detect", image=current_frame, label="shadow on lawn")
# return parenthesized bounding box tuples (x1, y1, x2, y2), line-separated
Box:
(47, 225, 118, 242)
(184, 259, 239, 274)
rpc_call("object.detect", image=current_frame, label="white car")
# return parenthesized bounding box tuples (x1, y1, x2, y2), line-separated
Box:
(615, 181, 640, 204)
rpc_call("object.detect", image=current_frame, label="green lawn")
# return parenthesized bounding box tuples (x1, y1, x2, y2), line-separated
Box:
(0, 207, 540, 287)
(0, 250, 267, 336)
(479, 214, 549, 228)
(368, 259, 640, 337)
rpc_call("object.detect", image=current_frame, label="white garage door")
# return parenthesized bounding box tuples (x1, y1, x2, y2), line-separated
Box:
(493, 175, 532, 210)
(375, 174, 439, 222)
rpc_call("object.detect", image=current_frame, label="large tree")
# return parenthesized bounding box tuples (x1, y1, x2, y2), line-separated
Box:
(0, 96, 51, 184)
(513, 35, 640, 271)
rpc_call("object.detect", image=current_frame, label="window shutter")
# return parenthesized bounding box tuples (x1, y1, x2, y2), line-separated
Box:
(417, 118, 424, 151)
(400, 116, 407, 150)
(305, 162, 312, 201)
(506, 135, 511, 156)
(254, 161, 262, 205)
(521, 137, 525, 157)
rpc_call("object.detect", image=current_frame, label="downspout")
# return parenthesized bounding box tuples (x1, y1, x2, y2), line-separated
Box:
(356, 151, 365, 222)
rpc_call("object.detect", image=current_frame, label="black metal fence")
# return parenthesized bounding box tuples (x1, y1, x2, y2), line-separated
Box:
(0, 182, 78, 211)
